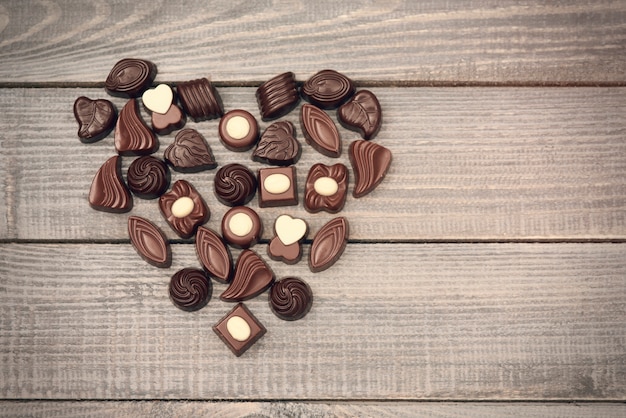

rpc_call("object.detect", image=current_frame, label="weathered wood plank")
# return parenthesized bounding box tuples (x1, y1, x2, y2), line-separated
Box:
(1, 243, 624, 400)
(1, 87, 625, 241)
(1, 401, 625, 418)
(0, 1, 625, 84)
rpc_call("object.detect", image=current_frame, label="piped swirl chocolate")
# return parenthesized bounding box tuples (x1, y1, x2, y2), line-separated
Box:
(105, 58, 157, 98)
(114, 98, 158, 156)
(301, 69, 355, 109)
(253, 121, 301, 166)
(89, 155, 132, 213)
(169, 268, 212, 312)
(128, 216, 171, 268)
(269, 277, 313, 321)
(349, 140, 392, 198)
(256, 72, 299, 121)
(73, 96, 117, 143)
(127, 156, 170, 199)
(214, 163, 257, 207)
(164, 129, 217, 173)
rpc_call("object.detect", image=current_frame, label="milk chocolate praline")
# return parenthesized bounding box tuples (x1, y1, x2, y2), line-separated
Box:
(213, 303, 266, 356)
(221, 206, 263, 249)
(218, 109, 259, 152)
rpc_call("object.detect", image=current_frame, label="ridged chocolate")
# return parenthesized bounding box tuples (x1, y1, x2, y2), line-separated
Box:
(164, 128, 217, 173)
(309, 217, 349, 273)
(300, 104, 341, 158)
(195, 227, 233, 284)
(253, 121, 301, 166)
(128, 216, 171, 268)
(88, 155, 132, 213)
(349, 140, 392, 198)
(214, 163, 257, 207)
(151, 103, 186, 135)
(176, 78, 223, 122)
(73, 96, 117, 143)
(269, 277, 313, 321)
(114, 98, 158, 156)
(220, 250, 274, 302)
(338, 90, 382, 140)
(304, 163, 348, 213)
(105, 58, 157, 98)
(159, 180, 210, 239)
(256, 72, 299, 121)
(127, 156, 170, 199)
(301, 69, 355, 109)
(169, 268, 211, 312)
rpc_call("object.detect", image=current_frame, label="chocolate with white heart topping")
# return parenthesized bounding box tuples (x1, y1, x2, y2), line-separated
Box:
(268, 214, 308, 264)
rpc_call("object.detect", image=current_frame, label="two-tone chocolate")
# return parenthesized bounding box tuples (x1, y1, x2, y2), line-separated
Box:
(256, 72, 299, 121)
(304, 163, 348, 213)
(89, 155, 132, 213)
(127, 156, 170, 199)
(176, 77, 223, 122)
(195, 227, 233, 284)
(214, 163, 257, 207)
(268, 215, 308, 264)
(159, 180, 210, 239)
(151, 103, 186, 135)
(309, 217, 349, 273)
(164, 129, 217, 173)
(220, 250, 274, 302)
(142, 84, 174, 115)
(213, 303, 266, 356)
(218, 109, 259, 152)
(114, 98, 158, 155)
(301, 69, 355, 109)
(349, 140, 392, 198)
(258, 166, 297, 208)
(252, 121, 301, 166)
(300, 104, 341, 158)
(338, 90, 382, 140)
(128, 216, 171, 268)
(105, 58, 157, 98)
(269, 277, 313, 321)
(169, 268, 212, 312)
(221, 206, 262, 249)
(73, 97, 117, 143)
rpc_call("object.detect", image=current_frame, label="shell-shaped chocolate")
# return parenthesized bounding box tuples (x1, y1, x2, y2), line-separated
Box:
(169, 268, 212, 312)
(176, 78, 224, 122)
(304, 163, 348, 213)
(220, 250, 274, 302)
(114, 98, 158, 156)
(301, 69, 355, 109)
(159, 180, 210, 239)
(349, 140, 392, 198)
(309, 217, 349, 273)
(300, 104, 341, 158)
(255, 72, 300, 121)
(253, 121, 301, 166)
(214, 163, 257, 206)
(269, 277, 313, 321)
(195, 226, 233, 283)
(73, 96, 117, 143)
(105, 58, 157, 98)
(88, 155, 132, 213)
(164, 128, 217, 172)
(338, 90, 382, 140)
(128, 216, 171, 268)
(126, 156, 170, 199)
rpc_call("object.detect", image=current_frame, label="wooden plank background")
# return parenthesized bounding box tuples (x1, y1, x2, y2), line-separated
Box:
(1, 0, 625, 416)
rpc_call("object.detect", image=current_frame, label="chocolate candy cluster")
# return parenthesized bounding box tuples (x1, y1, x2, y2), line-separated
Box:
(74, 59, 391, 356)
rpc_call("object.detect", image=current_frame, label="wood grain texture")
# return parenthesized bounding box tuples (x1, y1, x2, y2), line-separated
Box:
(0, 1, 625, 84)
(1, 87, 625, 241)
(1, 401, 625, 418)
(1, 243, 625, 400)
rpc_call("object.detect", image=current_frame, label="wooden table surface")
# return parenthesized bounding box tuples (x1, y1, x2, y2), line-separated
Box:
(1, 1, 625, 416)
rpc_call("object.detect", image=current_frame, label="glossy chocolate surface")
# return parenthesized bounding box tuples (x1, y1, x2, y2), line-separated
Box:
(176, 78, 223, 122)
(213, 303, 266, 357)
(159, 180, 210, 239)
(218, 109, 259, 152)
(114, 98, 158, 156)
(338, 90, 382, 140)
(73, 96, 117, 143)
(127, 156, 170, 199)
(349, 140, 392, 198)
(253, 121, 301, 166)
(269, 277, 313, 321)
(257, 166, 298, 208)
(105, 58, 157, 98)
(309, 217, 349, 273)
(195, 226, 233, 284)
(255, 72, 299, 121)
(304, 163, 348, 213)
(220, 250, 274, 302)
(267, 214, 308, 264)
(164, 128, 217, 173)
(151, 103, 186, 135)
(300, 104, 341, 158)
(221, 206, 262, 249)
(89, 155, 132, 213)
(214, 163, 257, 207)
(301, 69, 355, 109)
(128, 216, 171, 268)
(169, 268, 211, 312)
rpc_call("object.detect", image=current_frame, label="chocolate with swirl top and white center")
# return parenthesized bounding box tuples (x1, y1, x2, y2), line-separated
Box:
(169, 268, 211, 311)
(269, 277, 313, 321)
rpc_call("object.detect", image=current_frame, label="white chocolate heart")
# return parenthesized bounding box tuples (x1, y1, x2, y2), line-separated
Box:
(275, 214, 307, 246)
(142, 84, 173, 114)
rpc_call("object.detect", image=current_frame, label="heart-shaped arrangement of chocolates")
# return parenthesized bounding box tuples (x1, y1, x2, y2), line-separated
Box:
(74, 60, 392, 356)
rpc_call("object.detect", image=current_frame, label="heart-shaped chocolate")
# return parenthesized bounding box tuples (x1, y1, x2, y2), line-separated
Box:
(142, 84, 173, 114)
(275, 214, 307, 246)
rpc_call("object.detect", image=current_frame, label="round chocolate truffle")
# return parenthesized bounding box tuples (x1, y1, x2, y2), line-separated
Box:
(218, 109, 259, 151)
(127, 156, 170, 199)
(269, 277, 313, 321)
(221, 206, 262, 249)
(214, 163, 257, 206)
(169, 268, 212, 312)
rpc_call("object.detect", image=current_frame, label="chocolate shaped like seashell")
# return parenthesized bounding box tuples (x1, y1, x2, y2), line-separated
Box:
(308, 217, 349, 273)
(220, 250, 275, 302)
(349, 140, 392, 198)
(195, 226, 233, 283)
(301, 69, 355, 109)
(114, 98, 158, 156)
(338, 90, 382, 140)
(253, 121, 301, 166)
(89, 155, 132, 213)
(105, 58, 157, 98)
(128, 216, 171, 268)
(300, 104, 341, 158)
(73, 96, 117, 143)
(164, 128, 217, 173)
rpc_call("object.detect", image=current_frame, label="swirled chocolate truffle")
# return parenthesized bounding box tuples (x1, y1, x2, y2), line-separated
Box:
(269, 277, 313, 321)
(256, 72, 299, 121)
(214, 163, 257, 207)
(105, 58, 157, 98)
(127, 156, 170, 199)
(301, 69, 355, 109)
(169, 268, 212, 312)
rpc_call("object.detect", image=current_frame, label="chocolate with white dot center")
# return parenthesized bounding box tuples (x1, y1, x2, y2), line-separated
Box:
(219, 109, 259, 151)
(314, 176, 339, 196)
(226, 315, 251, 341)
(229, 212, 253, 237)
(264, 173, 291, 194)
(225, 116, 250, 139)
(171, 196, 195, 218)
(258, 166, 298, 208)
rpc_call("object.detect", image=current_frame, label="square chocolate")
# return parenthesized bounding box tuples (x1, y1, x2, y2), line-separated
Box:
(213, 303, 266, 357)
(257, 166, 298, 207)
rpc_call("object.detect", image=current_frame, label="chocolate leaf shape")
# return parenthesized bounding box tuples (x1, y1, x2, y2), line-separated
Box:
(164, 128, 216, 172)
(220, 250, 274, 302)
(114, 98, 158, 155)
(73, 96, 116, 143)
(88, 155, 132, 213)
(309, 217, 349, 273)
(338, 90, 382, 140)
(195, 226, 233, 283)
(253, 121, 301, 166)
(349, 140, 392, 198)
(128, 216, 171, 268)
(300, 104, 341, 158)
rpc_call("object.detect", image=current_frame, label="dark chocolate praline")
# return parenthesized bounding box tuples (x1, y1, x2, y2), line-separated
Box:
(169, 268, 212, 312)
(269, 277, 313, 321)
(127, 156, 170, 199)
(214, 163, 257, 207)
